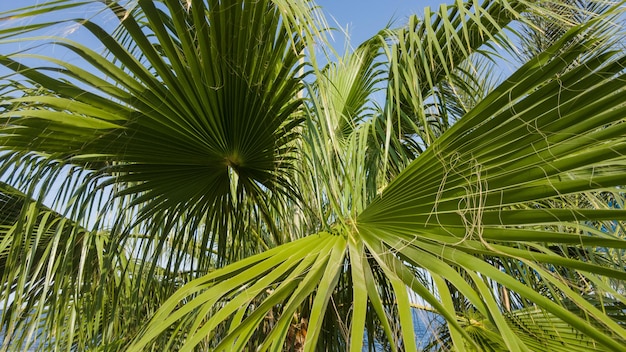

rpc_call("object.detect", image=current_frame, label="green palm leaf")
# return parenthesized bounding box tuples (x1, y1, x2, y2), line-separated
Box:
(1, 0, 313, 265)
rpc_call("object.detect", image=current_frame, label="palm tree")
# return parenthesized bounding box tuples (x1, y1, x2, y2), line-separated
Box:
(1, 0, 626, 350)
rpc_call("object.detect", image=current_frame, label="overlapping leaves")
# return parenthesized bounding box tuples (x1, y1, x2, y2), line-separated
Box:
(1, 0, 626, 351)
(130, 17, 626, 352)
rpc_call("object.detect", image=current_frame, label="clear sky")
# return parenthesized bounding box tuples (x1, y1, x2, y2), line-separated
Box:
(317, 0, 443, 48)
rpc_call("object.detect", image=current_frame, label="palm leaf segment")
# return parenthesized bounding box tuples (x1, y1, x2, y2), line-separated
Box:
(0, 182, 110, 351)
(426, 302, 626, 352)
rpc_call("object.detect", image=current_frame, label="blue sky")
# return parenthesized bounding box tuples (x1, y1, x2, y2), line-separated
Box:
(317, 0, 443, 48)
